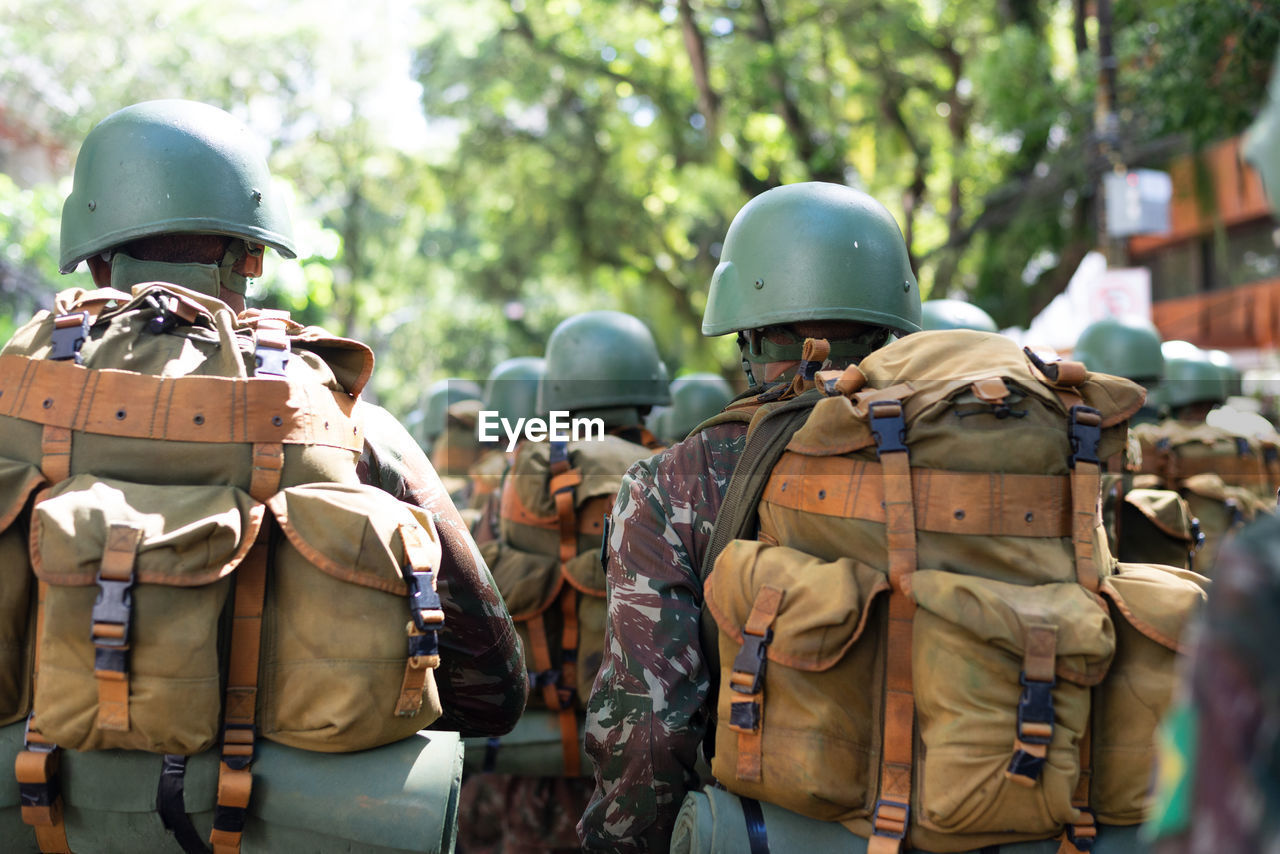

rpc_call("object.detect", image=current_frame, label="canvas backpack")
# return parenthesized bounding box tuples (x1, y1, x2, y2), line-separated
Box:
(476, 429, 660, 777)
(0, 284, 447, 854)
(700, 331, 1208, 854)
(1131, 420, 1276, 574)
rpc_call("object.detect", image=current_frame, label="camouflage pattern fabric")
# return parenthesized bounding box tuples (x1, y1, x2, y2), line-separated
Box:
(457, 774, 594, 853)
(579, 420, 748, 852)
(1148, 514, 1280, 854)
(356, 400, 528, 736)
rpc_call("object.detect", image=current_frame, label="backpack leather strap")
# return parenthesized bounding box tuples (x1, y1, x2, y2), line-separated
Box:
(91, 523, 143, 732)
(1058, 722, 1096, 853)
(1067, 405, 1103, 593)
(868, 401, 917, 854)
(727, 585, 783, 782)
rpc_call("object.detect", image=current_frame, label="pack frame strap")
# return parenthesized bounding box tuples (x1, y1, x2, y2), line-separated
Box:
(92, 523, 144, 733)
(17, 581, 70, 853)
(1066, 404, 1103, 593)
(39, 425, 72, 485)
(210, 521, 271, 854)
(1058, 724, 1096, 854)
(549, 468, 583, 565)
(0, 354, 364, 453)
(396, 523, 444, 717)
(728, 586, 783, 783)
(869, 401, 917, 854)
(158, 754, 212, 854)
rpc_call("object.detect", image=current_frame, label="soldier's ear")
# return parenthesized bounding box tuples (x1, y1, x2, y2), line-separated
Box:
(87, 254, 111, 286)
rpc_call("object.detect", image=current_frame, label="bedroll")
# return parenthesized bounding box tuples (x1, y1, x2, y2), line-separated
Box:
(704, 331, 1208, 853)
(0, 284, 448, 853)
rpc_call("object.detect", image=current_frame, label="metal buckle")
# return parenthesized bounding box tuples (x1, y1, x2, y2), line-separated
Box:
(730, 628, 772, 695)
(1068, 405, 1102, 467)
(868, 400, 908, 456)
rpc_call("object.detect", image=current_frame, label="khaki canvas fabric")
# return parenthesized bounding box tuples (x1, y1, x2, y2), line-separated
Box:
(0, 284, 445, 753)
(704, 330, 1204, 852)
(1101, 477, 1197, 570)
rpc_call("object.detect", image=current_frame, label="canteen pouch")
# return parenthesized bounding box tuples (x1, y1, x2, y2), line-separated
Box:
(261, 483, 444, 752)
(1092, 563, 1207, 824)
(0, 460, 44, 726)
(909, 570, 1114, 837)
(29, 475, 262, 753)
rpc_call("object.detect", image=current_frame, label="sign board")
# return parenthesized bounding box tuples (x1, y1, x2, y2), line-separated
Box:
(1104, 169, 1172, 237)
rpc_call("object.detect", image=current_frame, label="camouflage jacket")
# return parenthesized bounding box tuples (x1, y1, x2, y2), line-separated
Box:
(579, 419, 748, 852)
(1149, 514, 1280, 853)
(356, 400, 528, 737)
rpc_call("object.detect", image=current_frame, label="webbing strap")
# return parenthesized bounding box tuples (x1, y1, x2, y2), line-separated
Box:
(549, 469, 582, 565)
(741, 797, 772, 854)
(92, 523, 143, 732)
(1006, 625, 1058, 787)
(158, 754, 212, 854)
(248, 443, 284, 504)
(1058, 724, 1096, 853)
(18, 582, 69, 854)
(728, 586, 783, 783)
(869, 403, 916, 854)
(39, 426, 72, 485)
(557, 586, 581, 777)
(395, 523, 443, 717)
(210, 527, 270, 854)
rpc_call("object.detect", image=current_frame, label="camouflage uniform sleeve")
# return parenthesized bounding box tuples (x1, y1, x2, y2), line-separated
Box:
(578, 423, 747, 853)
(355, 401, 528, 737)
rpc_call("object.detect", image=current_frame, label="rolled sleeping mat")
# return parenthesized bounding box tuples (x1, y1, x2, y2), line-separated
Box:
(462, 709, 591, 777)
(0, 722, 463, 853)
(671, 786, 1149, 854)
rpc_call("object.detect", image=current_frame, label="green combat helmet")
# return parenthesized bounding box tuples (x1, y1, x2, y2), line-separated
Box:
(1162, 346, 1228, 412)
(1206, 349, 1244, 398)
(537, 310, 670, 425)
(920, 299, 998, 333)
(421, 378, 483, 445)
(666, 373, 735, 442)
(702, 182, 921, 378)
(483, 357, 547, 424)
(1072, 317, 1165, 384)
(60, 100, 296, 298)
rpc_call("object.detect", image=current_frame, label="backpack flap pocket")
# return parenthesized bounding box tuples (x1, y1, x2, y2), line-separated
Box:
(30, 475, 261, 753)
(0, 459, 46, 725)
(705, 539, 889, 823)
(263, 484, 444, 752)
(1094, 563, 1207, 823)
(482, 539, 567, 711)
(911, 571, 1115, 837)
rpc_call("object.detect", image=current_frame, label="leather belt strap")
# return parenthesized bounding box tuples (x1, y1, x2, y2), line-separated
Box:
(0, 354, 363, 452)
(248, 443, 284, 503)
(17, 581, 70, 853)
(39, 426, 72, 485)
(868, 402, 916, 854)
(764, 455, 1074, 537)
(210, 523, 271, 854)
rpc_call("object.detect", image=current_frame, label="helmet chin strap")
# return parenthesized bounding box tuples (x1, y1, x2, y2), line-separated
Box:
(736, 326, 892, 386)
(107, 242, 252, 300)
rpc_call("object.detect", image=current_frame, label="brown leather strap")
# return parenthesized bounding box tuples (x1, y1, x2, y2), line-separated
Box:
(728, 586, 784, 783)
(92, 524, 143, 732)
(526, 613, 563, 712)
(39, 426, 72, 484)
(869, 428, 917, 854)
(764, 455, 1074, 537)
(248, 443, 284, 503)
(395, 523, 443, 717)
(1058, 722, 1096, 854)
(0, 354, 363, 452)
(549, 469, 583, 565)
(1071, 460, 1101, 592)
(210, 527, 270, 854)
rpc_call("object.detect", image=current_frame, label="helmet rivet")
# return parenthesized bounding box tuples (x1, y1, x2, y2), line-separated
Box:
(754, 278, 764, 290)
(87, 200, 96, 211)
(903, 280, 911, 292)
(251, 189, 263, 204)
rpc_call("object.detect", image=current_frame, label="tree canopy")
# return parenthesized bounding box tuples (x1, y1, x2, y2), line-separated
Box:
(0, 0, 1276, 421)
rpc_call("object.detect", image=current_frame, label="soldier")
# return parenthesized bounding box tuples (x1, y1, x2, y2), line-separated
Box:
(578, 182, 921, 851)
(460, 311, 668, 853)
(469, 356, 547, 544)
(663, 373, 736, 444)
(1145, 49, 1280, 853)
(919, 297, 999, 333)
(420, 377, 486, 506)
(1072, 316, 1166, 426)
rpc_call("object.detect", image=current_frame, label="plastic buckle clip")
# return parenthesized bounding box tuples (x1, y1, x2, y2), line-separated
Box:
(254, 341, 289, 376)
(404, 569, 443, 632)
(868, 401, 908, 456)
(220, 722, 256, 771)
(1068, 405, 1102, 468)
(529, 669, 561, 690)
(49, 311, 90, 363)
(730, 627, 772, 695)
(91, 575, 133, 646)
(1065, 807, 1097, 852)
(1007, 674, 1055, 781)
(1235, 436, 1252, 457)
(22, 718, 55, 755)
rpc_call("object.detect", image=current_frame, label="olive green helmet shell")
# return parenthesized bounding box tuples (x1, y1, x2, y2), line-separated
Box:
(538, 311, 671, 414)
(422, 378, 483, 442)
(60, 100, 296, 273)
(702, 182, 921, 337)
(1244, 51, 1280, 217)
(1072, 317, 1164, 383)
(667, 373, 735, 441)
(1163, 357, 1228, 409)
(483, 357, 547, 424)
(920, 299, 998, 333)
(1206, 349, 1244, 398)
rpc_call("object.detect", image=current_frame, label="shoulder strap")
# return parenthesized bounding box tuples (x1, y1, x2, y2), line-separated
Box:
(701, 390, 824, 583)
